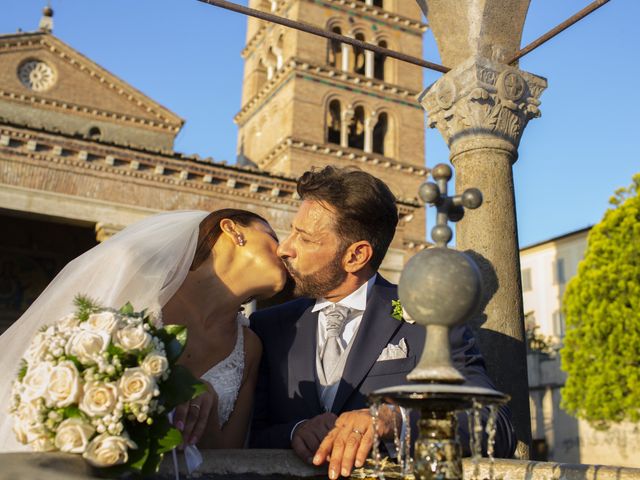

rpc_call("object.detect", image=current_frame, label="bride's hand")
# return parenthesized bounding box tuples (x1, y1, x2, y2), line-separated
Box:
(173, 381, 218, 447)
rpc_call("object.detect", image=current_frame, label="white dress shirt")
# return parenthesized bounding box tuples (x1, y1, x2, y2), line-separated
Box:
(313, 274, 377, 412)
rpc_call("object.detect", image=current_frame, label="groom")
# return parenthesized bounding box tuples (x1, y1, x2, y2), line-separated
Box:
(249, 166, 515, 477)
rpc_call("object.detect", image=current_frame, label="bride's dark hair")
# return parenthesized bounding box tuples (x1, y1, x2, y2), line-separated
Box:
(190, 209, 269, 271)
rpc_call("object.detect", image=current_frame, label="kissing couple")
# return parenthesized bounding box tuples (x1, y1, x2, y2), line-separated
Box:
(0, 165, 515, 477)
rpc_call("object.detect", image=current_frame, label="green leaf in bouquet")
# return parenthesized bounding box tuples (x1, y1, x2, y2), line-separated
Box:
(152, 416, 183, 454)
(106, 343, 126, 359)
(119, 302, 135, 316)
(156, 324, 188, 364)
(66, 354, 83, 370)
(131, 415, 183, 476)
(73, 294, 102, 322)
(62, 405, 83, 419)
(159, 364, 206, 411)
(17, 359, 28, 381)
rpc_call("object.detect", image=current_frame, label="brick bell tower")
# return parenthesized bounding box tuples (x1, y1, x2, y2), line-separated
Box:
(236, 0, 429, 276)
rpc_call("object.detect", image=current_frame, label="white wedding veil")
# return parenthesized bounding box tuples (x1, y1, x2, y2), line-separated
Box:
(0, 210, 209, 452)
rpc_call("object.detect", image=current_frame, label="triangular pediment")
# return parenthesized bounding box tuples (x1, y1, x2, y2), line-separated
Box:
(0, 32, 183, 147)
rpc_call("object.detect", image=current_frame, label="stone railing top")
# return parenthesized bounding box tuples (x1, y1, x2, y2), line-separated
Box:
(2, 450, 640, 480)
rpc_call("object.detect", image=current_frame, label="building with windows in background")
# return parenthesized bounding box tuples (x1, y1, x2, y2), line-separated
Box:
(521, 227, 640, 467)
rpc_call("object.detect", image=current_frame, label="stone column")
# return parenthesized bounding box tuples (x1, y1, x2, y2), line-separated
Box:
(363, 113, 374, 153)
(340, 106, 354, 148)
(420, 56, 547, 458)
(364, 50, 374, 78)
(341, 43, 350, 72)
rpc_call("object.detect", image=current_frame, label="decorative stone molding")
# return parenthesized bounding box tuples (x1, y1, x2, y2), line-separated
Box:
(420, 56, 547, 159)
(257, 135, 428, 189)
(0, 125, 301, 206)
(241, 0, 426, 59)
(234, 58, 419, 126)
(0, 89, 180, 133)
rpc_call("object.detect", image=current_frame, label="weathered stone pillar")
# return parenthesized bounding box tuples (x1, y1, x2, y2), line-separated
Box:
(364, 50, 374, 78)
(341, 43, 350, 72)
(420, 56, 547, 458)
(363, 115, 373, 153)
(340, 106, 354, 148)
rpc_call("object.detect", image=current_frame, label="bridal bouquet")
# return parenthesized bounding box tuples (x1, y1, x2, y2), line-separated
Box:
(10, 295, 205, 475)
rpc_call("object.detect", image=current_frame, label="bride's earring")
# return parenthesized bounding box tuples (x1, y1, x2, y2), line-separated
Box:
(236, 235, 245, 246)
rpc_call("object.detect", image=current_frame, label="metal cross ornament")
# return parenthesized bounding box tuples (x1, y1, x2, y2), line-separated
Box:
(419, 163, 483, 247)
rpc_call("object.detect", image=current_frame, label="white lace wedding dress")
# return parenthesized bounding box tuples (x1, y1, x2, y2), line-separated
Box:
(200, 313, 248, 427)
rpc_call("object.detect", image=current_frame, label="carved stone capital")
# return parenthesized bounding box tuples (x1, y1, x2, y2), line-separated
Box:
(420, 56, 547, 160)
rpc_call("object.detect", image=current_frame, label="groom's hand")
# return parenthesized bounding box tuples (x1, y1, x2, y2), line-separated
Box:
(291, 412, 337, 464)
(313, 406, 397, 479)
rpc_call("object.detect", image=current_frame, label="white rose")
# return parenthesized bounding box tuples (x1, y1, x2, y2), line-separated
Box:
(23, 331, 50, 364)
(82, 433, 136, 467)
(21, 361, 53, 402)
(118, 368, 155, 404)
(80, 382, 118, 417)
(141, 353, 168, 378)
(48, 361, 82, 408)
(12, 401, 45, 444)
(85, 311, 121, 335)
(66, 329, 110, 364)
(31, 435, 56, 452)
(54, 418, 95, 453)
(57, 313, 81, 331)
(113, 324, 151, 352)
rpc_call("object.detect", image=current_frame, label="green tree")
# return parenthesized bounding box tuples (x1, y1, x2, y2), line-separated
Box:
(561, 174, 640, 428)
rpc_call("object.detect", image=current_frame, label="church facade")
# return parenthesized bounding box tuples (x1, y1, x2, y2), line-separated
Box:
(0, 3, 429, 330)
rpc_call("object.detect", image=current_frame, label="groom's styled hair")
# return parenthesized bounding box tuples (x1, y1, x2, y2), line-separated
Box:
(190, 209, 269, 271)
(296, 165, 398, 271)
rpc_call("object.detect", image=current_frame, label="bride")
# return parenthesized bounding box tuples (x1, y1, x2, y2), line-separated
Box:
(0, 209, 287, 453)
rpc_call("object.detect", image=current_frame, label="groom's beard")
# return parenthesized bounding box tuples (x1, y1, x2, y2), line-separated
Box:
(284, 255, 347, 298)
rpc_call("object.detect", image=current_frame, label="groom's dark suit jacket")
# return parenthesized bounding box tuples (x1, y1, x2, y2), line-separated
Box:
(249, 275, 516, 457)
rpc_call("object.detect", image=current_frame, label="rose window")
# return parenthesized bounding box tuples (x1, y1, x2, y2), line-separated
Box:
(18, 60, 56, 92)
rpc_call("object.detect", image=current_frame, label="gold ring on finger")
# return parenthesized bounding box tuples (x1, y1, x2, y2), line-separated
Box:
(352, 428, 363, 436)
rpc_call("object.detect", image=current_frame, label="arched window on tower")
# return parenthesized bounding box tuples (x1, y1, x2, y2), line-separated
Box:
(348, 106, 365, 150)
(327, 27, 342, 68)
(374, 40, 387, 81)
(351, 33, 366, 76)
(373, 0, 384, 8)
(327, 100, 341, 145)
(372, 112, 388, 155)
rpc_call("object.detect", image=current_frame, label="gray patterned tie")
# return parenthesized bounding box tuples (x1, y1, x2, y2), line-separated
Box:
(321, 304, 350, 384)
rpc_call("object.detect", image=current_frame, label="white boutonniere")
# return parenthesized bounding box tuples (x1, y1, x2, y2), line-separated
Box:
(390, 299, 415, 324)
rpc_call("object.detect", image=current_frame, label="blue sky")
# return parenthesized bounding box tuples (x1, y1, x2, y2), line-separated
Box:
(3, 1, 638, 247)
